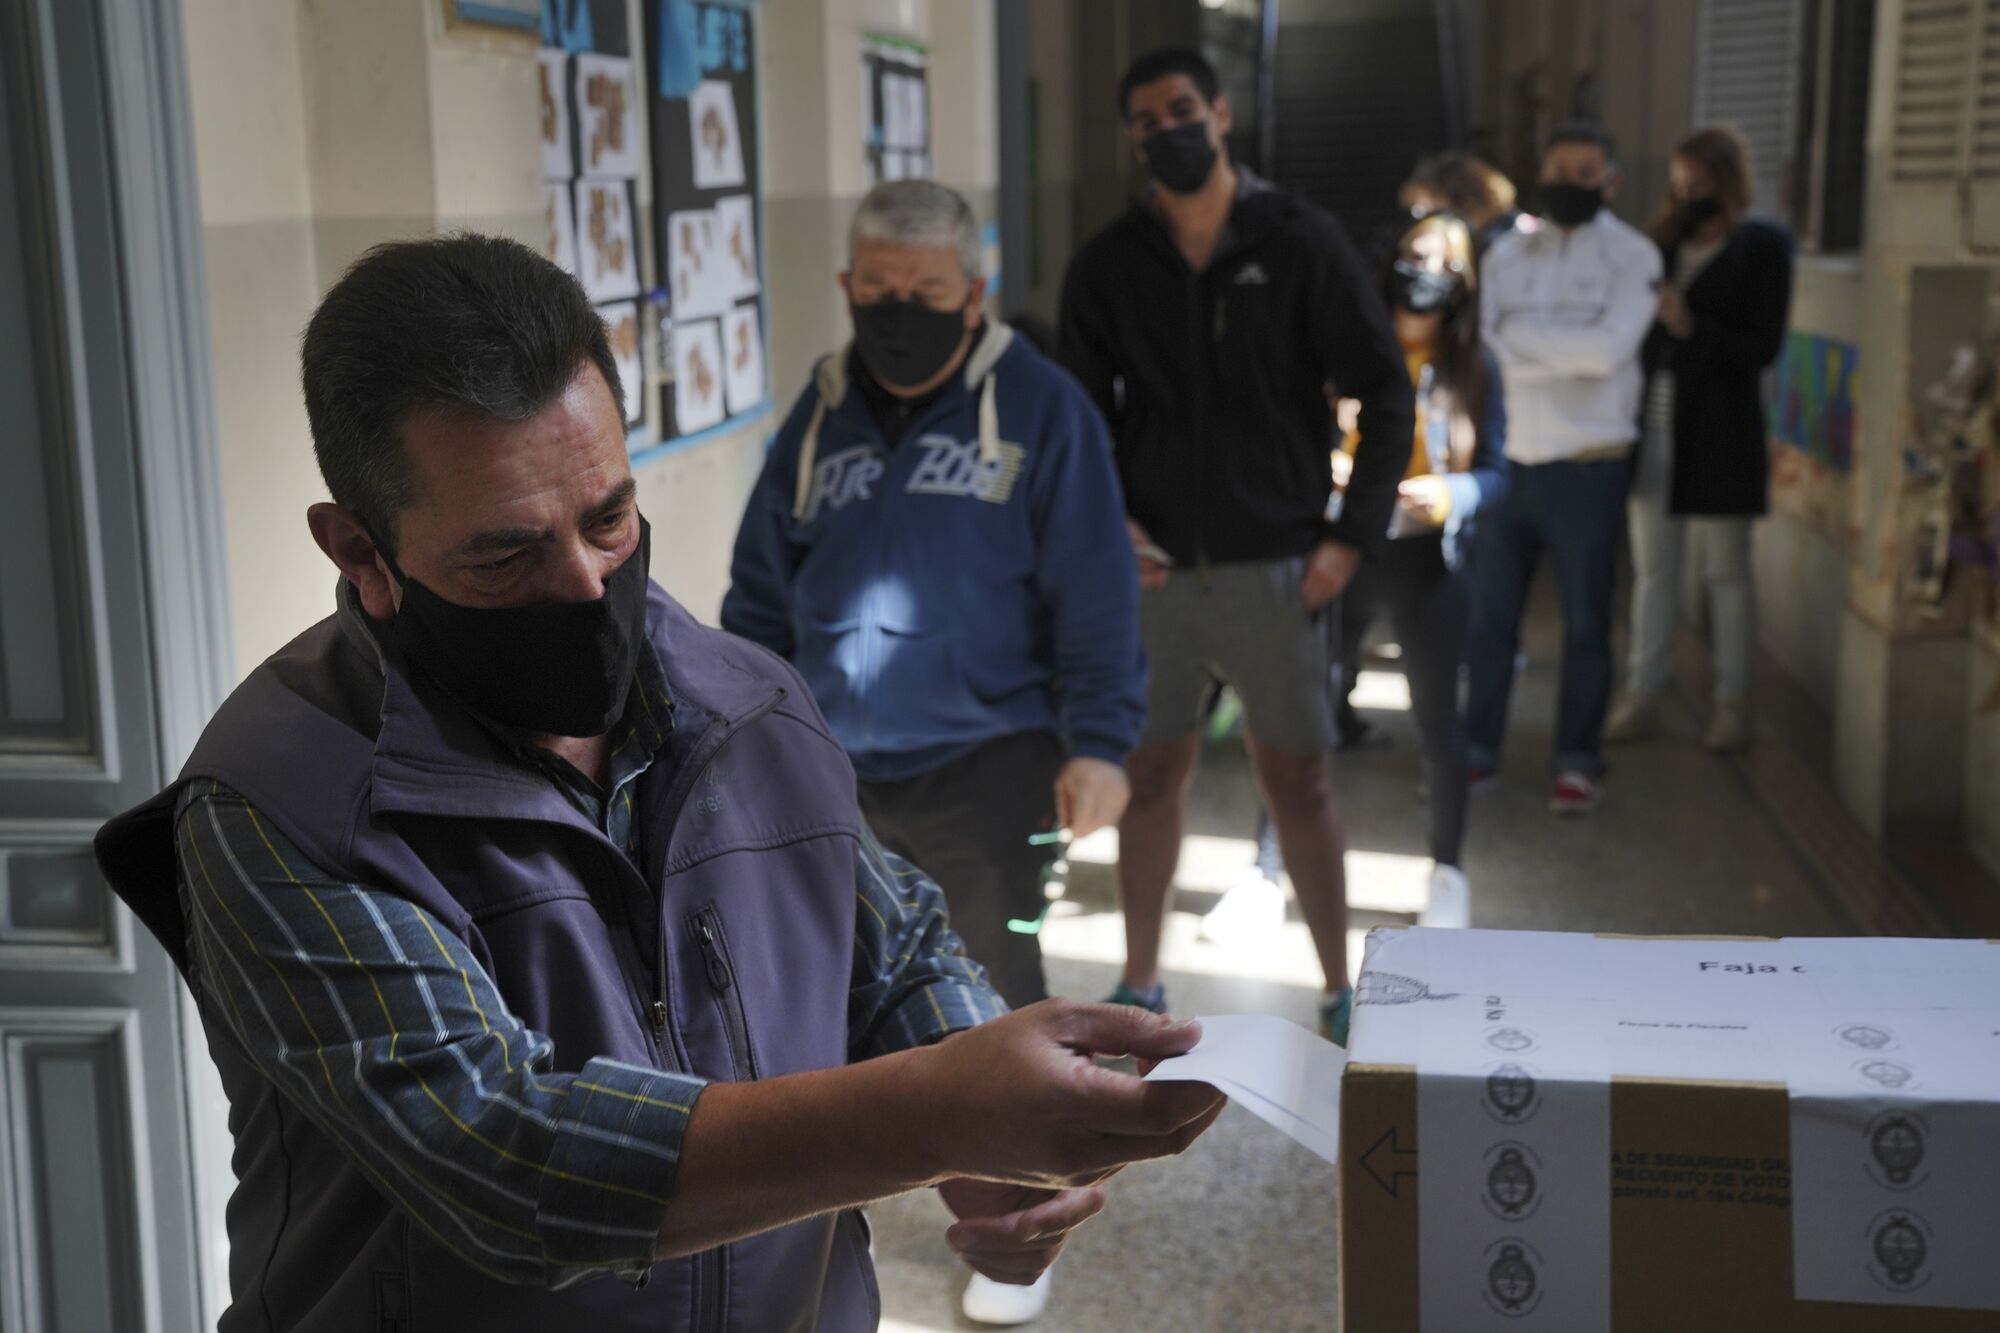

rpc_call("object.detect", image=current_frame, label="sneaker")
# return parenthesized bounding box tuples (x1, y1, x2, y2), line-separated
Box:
(1548, 772, 1602, 817)
(1318, 988, 1355, 1047)
(1198, 871, 1287, 946)
(1603, 692, 1662, 744)
(1105, 980, 1167, 1014)
(1467, 764, 1499, 794)
(963, 1270, 1053, 1325)
(1704, 703, 1751, 754)
(1418, 864, 1471, 929)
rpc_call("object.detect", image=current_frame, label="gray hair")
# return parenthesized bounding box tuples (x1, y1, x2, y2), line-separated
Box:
(849, 179, 982, 279)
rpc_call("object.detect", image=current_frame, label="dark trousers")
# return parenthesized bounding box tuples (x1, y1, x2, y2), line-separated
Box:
(1466, 455, 1632, 779)
(1335, 563, 1377, 743)
(1336, 536, 1471, 865)
(1383, 537, 1471, 863)
(857, 731, 1062, 1009)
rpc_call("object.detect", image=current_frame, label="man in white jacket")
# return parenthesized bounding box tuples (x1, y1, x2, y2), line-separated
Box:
(1466, 120, 1660, 816)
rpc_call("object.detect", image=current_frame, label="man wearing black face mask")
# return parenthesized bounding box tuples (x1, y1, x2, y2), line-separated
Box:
(95, 235, 1224, 1333)
(1467, 120, 1662, 817)
(1059, 48, 1414, 1046)
(727, 183, 1148, 1322)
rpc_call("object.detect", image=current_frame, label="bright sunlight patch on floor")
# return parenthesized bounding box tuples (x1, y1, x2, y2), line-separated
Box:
(1038, 900, 1377, 991)
(1064, 830, 1433, 914)
(1349, 667, 1412, 711)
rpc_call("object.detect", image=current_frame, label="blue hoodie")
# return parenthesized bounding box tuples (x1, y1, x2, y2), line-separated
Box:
(723, 323, 1144, 782)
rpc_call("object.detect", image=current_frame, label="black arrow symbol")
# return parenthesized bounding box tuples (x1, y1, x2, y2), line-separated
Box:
(1362, 1127, 1418, 1198)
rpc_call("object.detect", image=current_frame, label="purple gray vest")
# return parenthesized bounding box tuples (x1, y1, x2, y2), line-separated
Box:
(97, 582, 879, 1332)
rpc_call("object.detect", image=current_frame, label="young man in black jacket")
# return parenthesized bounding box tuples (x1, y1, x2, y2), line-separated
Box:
(1059, 48, 1413, 1044)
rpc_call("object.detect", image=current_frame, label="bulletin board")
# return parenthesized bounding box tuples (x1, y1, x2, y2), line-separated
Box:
(646, 0, 769, 447)
(537, 0, 650, 434)
(862, 35, 931, 186)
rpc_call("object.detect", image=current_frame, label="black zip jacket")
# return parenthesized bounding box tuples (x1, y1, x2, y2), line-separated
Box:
(1058, 172, 1414, 566)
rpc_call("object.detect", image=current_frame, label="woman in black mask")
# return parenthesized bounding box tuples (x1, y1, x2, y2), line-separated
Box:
(1332, 214, 1510, 928)
(1605, 126, 1793, 754)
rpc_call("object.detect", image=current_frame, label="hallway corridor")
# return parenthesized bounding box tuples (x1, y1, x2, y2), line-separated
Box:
(868, 577, 1946, 1333)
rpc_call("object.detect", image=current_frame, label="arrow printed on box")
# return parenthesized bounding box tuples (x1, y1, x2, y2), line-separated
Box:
(1364, 1126, 1418, 1197)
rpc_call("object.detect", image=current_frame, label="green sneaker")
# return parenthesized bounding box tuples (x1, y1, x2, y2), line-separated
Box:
(1106, 980, 1168, 1014)
(1319, 988, 1354, 1047)
(1204, 689, 1244, 743)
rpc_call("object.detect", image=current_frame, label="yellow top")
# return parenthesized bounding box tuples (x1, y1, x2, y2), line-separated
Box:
(1339, 346, 1451, 525)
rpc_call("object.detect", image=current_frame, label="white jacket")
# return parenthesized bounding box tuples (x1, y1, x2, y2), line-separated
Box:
(1481, 211, 1661, 465)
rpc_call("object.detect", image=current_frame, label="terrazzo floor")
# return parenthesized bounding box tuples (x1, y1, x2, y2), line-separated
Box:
(869, 576, 1863, 1332)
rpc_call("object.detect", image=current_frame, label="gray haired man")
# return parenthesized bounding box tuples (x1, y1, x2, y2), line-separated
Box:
(725, 181, 1148, 1323)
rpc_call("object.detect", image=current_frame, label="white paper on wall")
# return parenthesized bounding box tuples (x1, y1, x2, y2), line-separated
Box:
(721, 303, 765, 416)
(882, 72, 914, 150)
(573, 178, 640, 302)
(543, 183, 578, 278)
(574, 52, 641, 178)
(537, 48, 572, 180)
(714, 195, 760, 301)
(666, 208, 731, 320)
(672, 318, 726, 434)
(598, 300, 643, 426)
(688, 79, 746, 189)
(907, 72, 929, 150)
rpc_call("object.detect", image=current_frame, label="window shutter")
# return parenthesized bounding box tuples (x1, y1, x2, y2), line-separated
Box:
(1971, 1, 2000, 178)
(1694, 0, 1803, 219)
(1890, 0, 1977, 184)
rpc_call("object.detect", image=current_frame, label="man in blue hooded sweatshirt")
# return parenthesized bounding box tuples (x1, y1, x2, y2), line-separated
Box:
(726, 181, 1144, 1022)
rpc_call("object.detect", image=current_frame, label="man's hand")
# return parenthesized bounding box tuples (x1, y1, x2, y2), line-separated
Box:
(1658, 285, 1692, 340)
(915, 1000, 1227, 1190)
(1300, 539, 1361, 612)
(1127, 518, 1171, 591)
(938, 1179, 1105, 1285)
(1054, 758, 1129, 841)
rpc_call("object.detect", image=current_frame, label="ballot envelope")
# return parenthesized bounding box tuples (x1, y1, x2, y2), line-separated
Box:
(1337, 928, 2000, 1331)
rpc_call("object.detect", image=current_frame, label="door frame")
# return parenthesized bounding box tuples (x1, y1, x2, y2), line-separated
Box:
(96, 0, 236, 1322)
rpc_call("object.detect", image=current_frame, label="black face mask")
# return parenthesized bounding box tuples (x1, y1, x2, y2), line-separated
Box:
(1540, 182, 1604, 229)
(851, 298, 970, 390)
(1676, 194, 1723, 231)
(376, 517, 652, 738)
(1388, 261, 1459, 316)
(1141, 121, 1220, 195)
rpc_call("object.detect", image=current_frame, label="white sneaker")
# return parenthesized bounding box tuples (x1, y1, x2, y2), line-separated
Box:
(963, 1270, 1053, 1325)
(1418, 864, 1471, 929)
(1198, 871, 1286, 945)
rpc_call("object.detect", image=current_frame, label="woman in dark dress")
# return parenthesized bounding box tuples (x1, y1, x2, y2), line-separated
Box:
(1606, 125, 1793, 754)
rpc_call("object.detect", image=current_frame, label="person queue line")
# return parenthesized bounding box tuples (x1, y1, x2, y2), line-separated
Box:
(93, 40, 1795, 1333)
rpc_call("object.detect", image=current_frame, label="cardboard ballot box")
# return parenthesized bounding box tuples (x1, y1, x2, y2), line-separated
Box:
(1338, 929, 2000, 1331)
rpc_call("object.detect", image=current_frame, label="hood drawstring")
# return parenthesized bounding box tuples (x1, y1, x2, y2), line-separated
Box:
(978, 373, 1002, 467)
(793, 322, 1017, 519)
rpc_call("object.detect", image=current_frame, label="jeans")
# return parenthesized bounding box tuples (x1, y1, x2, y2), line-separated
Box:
(1466, 455, 1632, 779)
(1626, 429, 1756, 702)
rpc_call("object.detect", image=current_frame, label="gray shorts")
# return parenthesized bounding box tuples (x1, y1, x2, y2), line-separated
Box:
(1139, 556, 1337, 753)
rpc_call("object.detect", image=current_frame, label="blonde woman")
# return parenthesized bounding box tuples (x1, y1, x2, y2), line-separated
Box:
(1606, 126, 1794, 752)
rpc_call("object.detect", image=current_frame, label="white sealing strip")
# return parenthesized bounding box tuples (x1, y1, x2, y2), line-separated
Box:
(1416, 994, 1612, 1331)
(1778, 1007, 2000, 1312)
